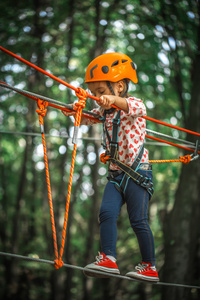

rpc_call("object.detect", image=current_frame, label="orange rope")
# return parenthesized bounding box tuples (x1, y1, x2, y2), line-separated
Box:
(0, 80, 98, 123)
(54, 87, 88, 269)
(36, 99, 48, 126)
(100, 153, 110, 164)
(1, 46, 200, 139)
(149, 154, 192, 164)
(146, 134, 200, 155)
(100, 151, 192, 165)
(35, 100, 59, 265)
(36, 89, 88, 270)
(144, 116, 200, 138)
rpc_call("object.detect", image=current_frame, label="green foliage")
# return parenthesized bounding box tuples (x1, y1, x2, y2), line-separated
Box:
(0, 0, 199, 299)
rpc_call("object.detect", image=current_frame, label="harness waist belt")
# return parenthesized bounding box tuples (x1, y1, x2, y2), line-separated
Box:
(108, 164, 152, 178)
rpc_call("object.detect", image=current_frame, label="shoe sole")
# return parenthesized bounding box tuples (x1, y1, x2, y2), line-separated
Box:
(83, 267, 120, 278)
(126, 273, 159, 282)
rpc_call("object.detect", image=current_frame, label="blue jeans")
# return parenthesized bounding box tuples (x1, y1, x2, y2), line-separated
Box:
(99, 168, 155, 265)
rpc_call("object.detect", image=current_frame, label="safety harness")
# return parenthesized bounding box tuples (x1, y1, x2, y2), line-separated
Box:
(100, 109, 154, 198)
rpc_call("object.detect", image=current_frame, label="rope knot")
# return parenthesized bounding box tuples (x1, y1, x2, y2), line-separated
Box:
(54, 258, 64, 269)
(100, 153, 110, 164)
(179, 154, 191, 164)
(36, 99, 48, 125)
(75, 87, 88, 110)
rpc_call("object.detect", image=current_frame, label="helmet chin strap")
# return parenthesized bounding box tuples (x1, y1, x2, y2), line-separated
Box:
(105, 81, 116, 114)
(107, 81, 116, 96)
(121, 79, 129, 97)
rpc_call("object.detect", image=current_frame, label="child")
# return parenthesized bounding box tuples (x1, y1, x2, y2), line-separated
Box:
(63, 52, 159, 282)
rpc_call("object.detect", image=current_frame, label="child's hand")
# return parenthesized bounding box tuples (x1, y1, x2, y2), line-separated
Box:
(99, 95, 116, 110)
(62, 104, 76, 117)
(98, 95, 129, 113)
(62, 104, 88, 125)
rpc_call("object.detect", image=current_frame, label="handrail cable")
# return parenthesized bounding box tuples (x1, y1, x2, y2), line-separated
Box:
(0, 81, 100, 122)
(0, 82, 199, 154)
(1, 130, 197, 148)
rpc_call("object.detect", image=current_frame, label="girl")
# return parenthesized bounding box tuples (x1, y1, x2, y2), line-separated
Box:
(63, 52, 159, 282)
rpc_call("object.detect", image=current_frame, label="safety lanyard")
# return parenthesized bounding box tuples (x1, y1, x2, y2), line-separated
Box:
(101, 110, 121, 158)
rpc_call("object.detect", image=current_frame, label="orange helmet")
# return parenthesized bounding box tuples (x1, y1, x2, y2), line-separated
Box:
(85, 52, 138, 84)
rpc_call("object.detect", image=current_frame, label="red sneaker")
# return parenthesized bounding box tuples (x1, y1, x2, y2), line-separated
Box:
(83, 252, 120, 278)
(126, 262, 159, 282)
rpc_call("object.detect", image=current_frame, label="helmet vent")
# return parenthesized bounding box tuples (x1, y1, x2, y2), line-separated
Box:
(131, 62, 136, 69)
(111, 60, 119, 67)
(122, 59, 128, 63)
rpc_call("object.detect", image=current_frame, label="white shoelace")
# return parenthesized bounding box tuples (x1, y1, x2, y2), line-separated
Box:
(135, 263, 156, 273)
(95, 252, 116, 263)
(95, 252, 104, 263)
(135, 263, 148, 273)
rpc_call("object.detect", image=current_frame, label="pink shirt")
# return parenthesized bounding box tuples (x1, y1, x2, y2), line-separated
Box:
(85, 97, 149, 170)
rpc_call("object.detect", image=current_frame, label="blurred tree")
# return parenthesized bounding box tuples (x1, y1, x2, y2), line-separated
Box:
(0, 0, 200, 300)
(161, 2, 200, 299)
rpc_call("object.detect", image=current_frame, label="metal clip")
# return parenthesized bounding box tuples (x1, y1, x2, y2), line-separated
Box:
(190, 140, 199, 161)
(72, 126, 79, 144)
(40, 124, 44, 134)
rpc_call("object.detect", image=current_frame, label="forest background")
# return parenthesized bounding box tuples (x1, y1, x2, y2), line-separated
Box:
(0, 0, 200, 299)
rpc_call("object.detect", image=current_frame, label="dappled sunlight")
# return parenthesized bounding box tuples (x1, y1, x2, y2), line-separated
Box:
(0, 1, 199, 299)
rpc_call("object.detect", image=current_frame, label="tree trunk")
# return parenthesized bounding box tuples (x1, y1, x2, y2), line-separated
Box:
(4, 136, 29, 300)
(162, 6, 200, 298)
(82, 126, 102, 300)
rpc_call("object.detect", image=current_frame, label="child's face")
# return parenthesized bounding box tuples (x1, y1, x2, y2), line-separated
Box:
(87, 81, 112, 98)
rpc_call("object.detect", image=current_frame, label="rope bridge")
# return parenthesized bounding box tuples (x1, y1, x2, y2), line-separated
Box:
(0, 47, 200, 286)
(0, 251, 200, 290)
